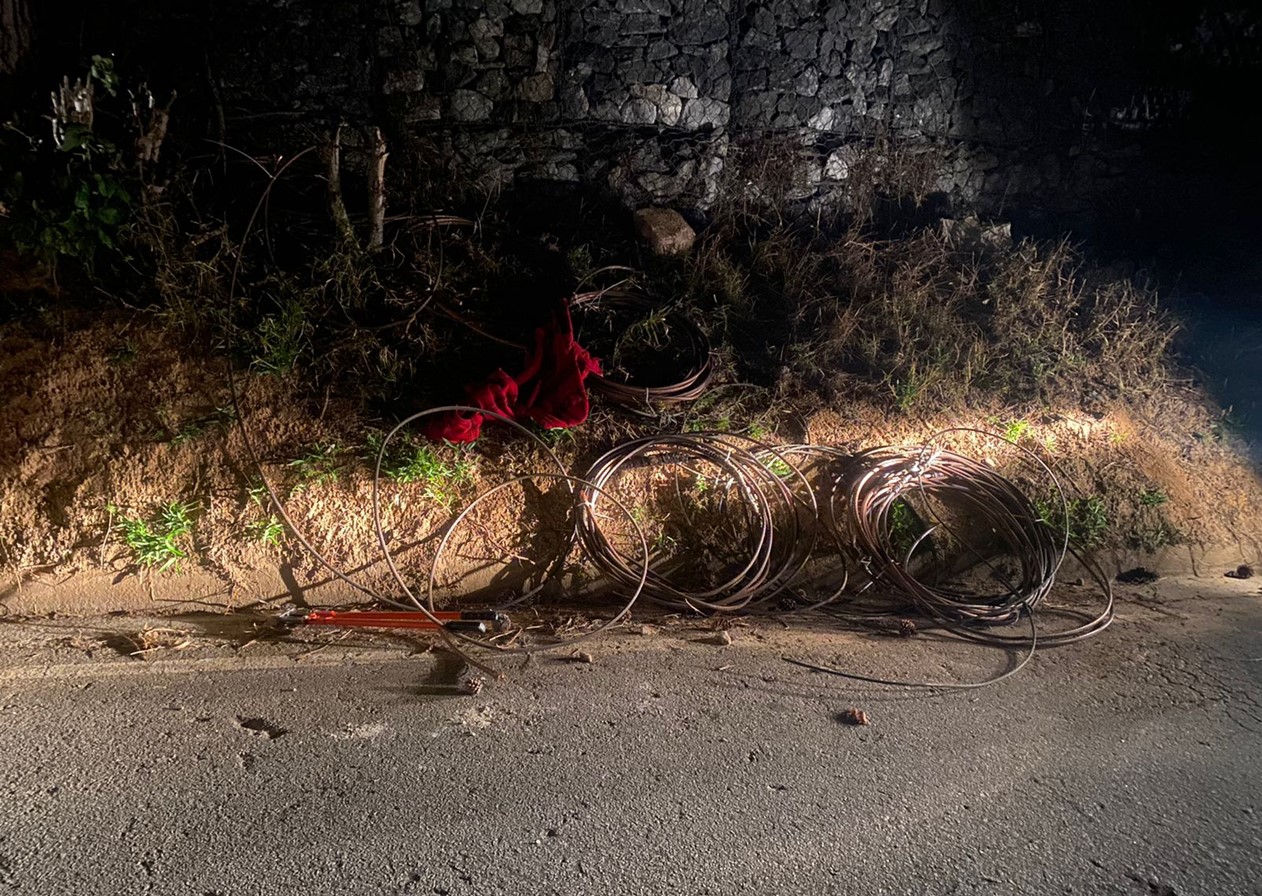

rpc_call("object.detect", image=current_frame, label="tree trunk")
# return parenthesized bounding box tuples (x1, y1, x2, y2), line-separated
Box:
(0, 0, 34, 78)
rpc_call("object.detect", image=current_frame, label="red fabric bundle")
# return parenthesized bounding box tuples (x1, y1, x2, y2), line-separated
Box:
(423, 304, 601, 443)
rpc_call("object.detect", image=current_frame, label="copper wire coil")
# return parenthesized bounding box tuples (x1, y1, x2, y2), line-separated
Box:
(570, 287, 715, 412)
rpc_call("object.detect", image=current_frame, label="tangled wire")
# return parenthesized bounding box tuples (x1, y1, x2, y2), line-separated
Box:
(225, 155, 1111, 688)
(246, 405, 1113, 686)
(570, 286, 714, 412)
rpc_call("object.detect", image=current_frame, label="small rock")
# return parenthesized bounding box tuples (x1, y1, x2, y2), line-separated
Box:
(519, 73, 554, 103)
(633, 207, 696, 255)
(621, 97, 658, 125)
(397, 0, 423, 27)
(577, 651, 595, 664)
(794, 65, 820, 97)
(382, 68, 425, 95)
(234, 716, 287, 740)
(823, 144, 861, 180)
(807, 106, 836, 131)
(631, 83, 682, 126)
(713, 629, 733, 646)
(941, 216, 1012, 252)
(669, 75, 699, 99)
(678, 96, 728, 129)
(839, 708, 870, 726)
(638, 624, 657, 636)
(448, 89, 494, 122)
(873, 8, 900, 30)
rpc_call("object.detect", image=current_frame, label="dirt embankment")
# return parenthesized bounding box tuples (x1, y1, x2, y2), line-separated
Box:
(2, 307, 1259, 618)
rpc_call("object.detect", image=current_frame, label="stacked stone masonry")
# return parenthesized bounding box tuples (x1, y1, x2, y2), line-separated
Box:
(188, 0, 1255, 218)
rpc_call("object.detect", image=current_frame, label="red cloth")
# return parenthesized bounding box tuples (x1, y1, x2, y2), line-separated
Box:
(424, 304, 601, 443)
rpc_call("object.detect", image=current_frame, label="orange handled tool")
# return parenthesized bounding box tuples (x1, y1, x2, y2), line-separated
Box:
(285, 609, 509, 634)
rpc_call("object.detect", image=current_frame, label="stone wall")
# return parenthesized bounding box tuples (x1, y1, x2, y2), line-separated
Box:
(49, 0, 1262, 223)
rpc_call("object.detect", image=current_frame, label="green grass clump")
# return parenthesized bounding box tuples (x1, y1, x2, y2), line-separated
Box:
(244, 483, 286, 547)
(759, 455, 794, 479)
(250, 298, 311, 376)
(1036, 494, 1110, 548)
(1129, 486, 1180, 553)
(1138, 487, 1168, 507)
(288, 443, 343, 487)
(366, 433, 475, 507)
(112, 500, 195, 572)
(681, 214, 1176, 417)
(247, 516, 285, 547)
(1001, 418, 1031, 444)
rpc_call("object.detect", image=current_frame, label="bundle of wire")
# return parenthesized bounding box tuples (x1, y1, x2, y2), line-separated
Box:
(574, 434, 814, 612)
(570, 288, 714, 410)
(245, 401, 1112, 686)
(222, 156, 1109, 688)
(443, 431, 1109, 683)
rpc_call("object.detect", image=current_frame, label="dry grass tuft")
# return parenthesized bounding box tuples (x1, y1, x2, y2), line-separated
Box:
(126, 627, 193, 656)
(681, 222, 1177, 418)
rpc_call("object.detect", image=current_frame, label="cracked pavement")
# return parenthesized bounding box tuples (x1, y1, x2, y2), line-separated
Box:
(0, 575, 1259, 895)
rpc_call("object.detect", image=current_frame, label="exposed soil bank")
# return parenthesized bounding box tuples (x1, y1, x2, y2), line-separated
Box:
(2, 314, 1259, 620)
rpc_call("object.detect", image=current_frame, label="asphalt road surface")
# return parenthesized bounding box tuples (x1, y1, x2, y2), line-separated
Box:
(1, 575, 1259, 896)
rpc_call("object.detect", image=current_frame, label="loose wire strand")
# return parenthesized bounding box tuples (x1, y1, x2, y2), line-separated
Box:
(370, 405, 570, 614)
(424, 473, 650, 656)
(781, 608, 1039, 690)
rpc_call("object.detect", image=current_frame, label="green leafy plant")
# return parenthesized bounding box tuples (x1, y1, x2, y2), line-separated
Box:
(364, 432, 476, 506)
(88, 54, 121, 96)
(1036, 494, 1110, 548)
(684, 415, 731, 433)
(1138, 487, 1168, 508)
(1129, 519, 1182, 553)
(1002, 418, 1031, 444)
(288, 443, 343, 488)
(537, 425, 576, 448)
(250, 298, 311, 375)
(746, 421, 771, 440)
(245, 483, 285, 547)
(392, 446, 473, 506)
(247, 516, 286, 547)
(1070, 496, 1110, 547)
(891, 364, 932, 412)
(652, 530, 679, 556)
(0, 55, 136, 277)
(167, 405, 237, 445)
(1129, 486, 1179, 553)
(111, 500, 195, 572)
(567, 244, 596, 283)
(759, 454, 794, 479)
(887, 499, 928, 560)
